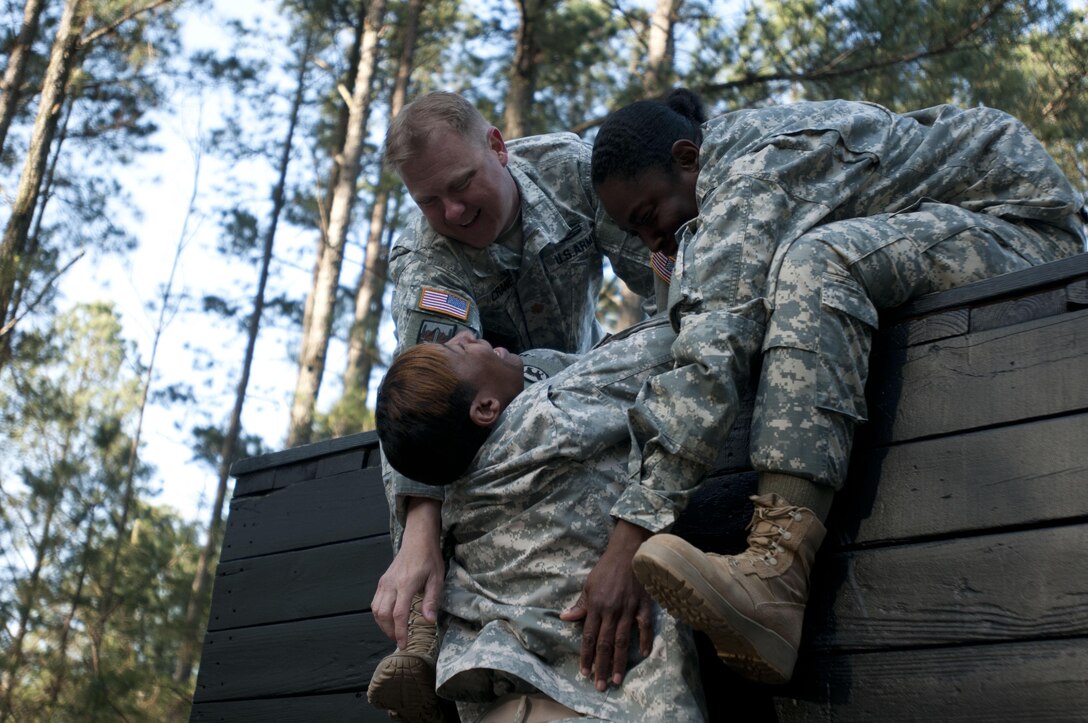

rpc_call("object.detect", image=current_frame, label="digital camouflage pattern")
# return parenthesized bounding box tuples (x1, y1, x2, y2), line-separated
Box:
(436, 317, 706, 722)
(386, 132, 664, 518)
(382, 346, 581, 549)
(616, 101, 1086, 532)
(389, 131, 657, 357)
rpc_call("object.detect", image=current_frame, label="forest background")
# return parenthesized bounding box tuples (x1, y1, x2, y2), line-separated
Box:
(0, 0, 1084, 719)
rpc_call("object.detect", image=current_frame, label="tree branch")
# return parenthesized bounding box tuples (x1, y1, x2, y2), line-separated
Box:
(81, 0, 177, 47)
(0, 250, 85, 340)
(570, 0, 1013, 134)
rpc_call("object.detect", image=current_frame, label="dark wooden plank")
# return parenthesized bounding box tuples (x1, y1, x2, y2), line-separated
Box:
(881, 252, 1088, 323)
(805, 523, 1088, 651)
(777, 637, 1088, 722)
(868, 308, 1088, 444)
(230, 431, 379, 477)
(834, 413, 1088, 545)
(969, 286, 1070, 334)
(221, 467, 388, 562)
(207, 536, 392, 631)
(885, 307, 969, 348)
(190, 693, 386, 723)
(672, 471, 758, 555)
(231, 468, 277, 498)
(192, 613, 390, 703)
(1068, 278, 1088, 308)
(315, 448, 368, 478)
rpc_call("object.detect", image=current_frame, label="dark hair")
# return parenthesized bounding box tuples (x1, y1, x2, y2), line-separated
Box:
(591, 88, 707, 186)
(375, 344, 491, 486)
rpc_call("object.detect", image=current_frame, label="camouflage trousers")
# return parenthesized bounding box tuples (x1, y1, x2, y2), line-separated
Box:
(750, 201, 1082, 487)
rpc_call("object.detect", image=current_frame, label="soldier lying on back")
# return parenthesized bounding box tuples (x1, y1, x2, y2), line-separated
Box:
(374, 318, 708, 722)
(369, 90, 663, 722)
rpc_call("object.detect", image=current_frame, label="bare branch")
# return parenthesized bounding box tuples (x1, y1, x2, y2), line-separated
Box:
(0, 250, 85, 339)
(81, 0, 177, 47)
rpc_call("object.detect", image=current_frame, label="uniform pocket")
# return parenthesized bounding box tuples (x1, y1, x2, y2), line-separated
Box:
(815, 272, 878, 423)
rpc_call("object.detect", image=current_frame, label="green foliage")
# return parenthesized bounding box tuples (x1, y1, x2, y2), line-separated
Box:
(3, 1, 1085, 718)
(0, 303, 201, 721)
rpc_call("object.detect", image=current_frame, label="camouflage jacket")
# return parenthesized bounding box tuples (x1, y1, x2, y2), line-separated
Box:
(618, 101, 1087, 532)
(386, 132, 666, 510)
(437, 317, 706, 721)
(388, 131, 660, 356)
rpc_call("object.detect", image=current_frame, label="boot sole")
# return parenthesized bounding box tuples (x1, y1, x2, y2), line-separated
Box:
(633, 537, 795, 685)
(367, 652, 444, 723)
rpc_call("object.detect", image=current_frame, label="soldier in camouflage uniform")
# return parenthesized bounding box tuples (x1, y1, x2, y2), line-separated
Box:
(375, 317, 706, 722)
(369, 91, 662, 722)
(590, 89, 1087, 686)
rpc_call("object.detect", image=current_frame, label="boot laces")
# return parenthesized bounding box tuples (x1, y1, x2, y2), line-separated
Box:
(734, 505, 804, 568)
(404, 595, 438, 656)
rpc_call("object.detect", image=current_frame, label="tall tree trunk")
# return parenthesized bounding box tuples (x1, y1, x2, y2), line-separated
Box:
(300, 0, 370, 371)
(0, 0, 88, 349)
(0, 95, 72, 369)
(286, 0, 387, 447)
(0, 0, 47, 155)
(503, 0, 542, 138)
(173, 29, 314, 687)
(336, 0, 422, 435)
(645, 0, 681, 96)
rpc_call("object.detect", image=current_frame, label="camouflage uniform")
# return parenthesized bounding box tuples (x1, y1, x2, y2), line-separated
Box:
(436, 317, 706, 722)
(618, 101, 1086, 531)
(386, 132, 666, 527)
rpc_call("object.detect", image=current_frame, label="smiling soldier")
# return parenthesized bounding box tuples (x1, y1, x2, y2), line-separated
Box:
(368, 91, 664, 723)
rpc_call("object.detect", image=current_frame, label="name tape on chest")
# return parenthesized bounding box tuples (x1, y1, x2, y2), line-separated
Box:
(651, 251, 675, 284)
(542, 224, 593, 273)
(418, 287, 471, 321)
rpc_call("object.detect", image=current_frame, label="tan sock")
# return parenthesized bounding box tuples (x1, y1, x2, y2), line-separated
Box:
(757, 472, 835, 522)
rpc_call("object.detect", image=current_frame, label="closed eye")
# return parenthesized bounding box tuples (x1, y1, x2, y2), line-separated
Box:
(452, 172, 474, 192)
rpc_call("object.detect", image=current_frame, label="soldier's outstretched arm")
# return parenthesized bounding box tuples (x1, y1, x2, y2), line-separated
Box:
(371, 497, 444, 649)
(560, 519, 654, 691)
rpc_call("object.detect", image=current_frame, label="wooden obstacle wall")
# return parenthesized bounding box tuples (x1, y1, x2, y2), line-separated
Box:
(191, 253, 1088, 722)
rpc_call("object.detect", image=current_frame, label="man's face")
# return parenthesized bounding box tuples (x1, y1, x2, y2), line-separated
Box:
(441, 331, 524, 414)
(399, 126, 521, 249)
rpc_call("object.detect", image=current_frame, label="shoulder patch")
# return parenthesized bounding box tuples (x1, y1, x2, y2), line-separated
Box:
(417, 320, 458, 345)
(418, 287, 471, 321)
(522, 364, 549, 384)
(651, 251, 675, 284)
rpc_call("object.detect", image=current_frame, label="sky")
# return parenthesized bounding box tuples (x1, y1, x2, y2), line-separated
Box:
(63, 0, 340, 523)
(60, 0, 747, 524)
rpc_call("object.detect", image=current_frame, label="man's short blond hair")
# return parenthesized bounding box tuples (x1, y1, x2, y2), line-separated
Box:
(384, 91, 491, 173)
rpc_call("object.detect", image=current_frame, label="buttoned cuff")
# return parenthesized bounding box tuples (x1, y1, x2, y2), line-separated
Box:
(611, 448, 708, 533)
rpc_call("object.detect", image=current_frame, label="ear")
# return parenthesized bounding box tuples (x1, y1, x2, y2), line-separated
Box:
(469, 395, 502, 427)
(671, 139, 700, 173)
(487, 126, 509, 165)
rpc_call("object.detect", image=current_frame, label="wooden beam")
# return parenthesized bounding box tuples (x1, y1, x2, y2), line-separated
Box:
(806, 523, 1088, 650)
(778, 637, 1088, 721)
(207, 537, 392, 631)
(192, 613, 389, 703)
(221, 467, 388, 562)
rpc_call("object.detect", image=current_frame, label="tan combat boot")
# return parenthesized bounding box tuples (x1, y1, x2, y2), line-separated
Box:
(367, 594, 444, 722)
(632, 493, 826, 685)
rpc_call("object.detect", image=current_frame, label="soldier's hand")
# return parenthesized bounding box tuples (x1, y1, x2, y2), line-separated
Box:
(371, 497, 444, 649)
(560, 520, 654, 691)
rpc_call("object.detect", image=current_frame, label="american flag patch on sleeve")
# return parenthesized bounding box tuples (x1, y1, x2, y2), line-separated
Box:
(418, 287, 471, 321)
(651, 251, 675, 284)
